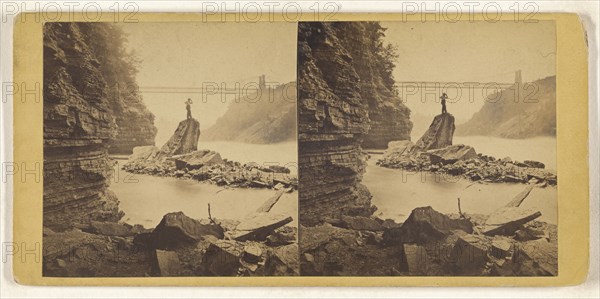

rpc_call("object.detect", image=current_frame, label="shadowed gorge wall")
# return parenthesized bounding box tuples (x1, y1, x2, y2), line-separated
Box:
(298, 22, 411, 225)
(43, 23, 154, 230)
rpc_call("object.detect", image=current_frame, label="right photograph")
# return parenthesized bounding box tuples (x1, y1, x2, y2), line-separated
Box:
(297, 21, 557, 276)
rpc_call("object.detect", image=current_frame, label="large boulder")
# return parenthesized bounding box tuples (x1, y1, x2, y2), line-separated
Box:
(513, 238, 558, 276)
(265, 244, 300, 276)
(203, 239, 245, 276)
(202, 239, 271, 276)
(87, 221, 132, 237)
(129, 145, 159, 162)
(415, 113, 456, 150)
(43, 229, 109, 260)
(426, 144, 477, 165)
(383, 206, 473, 245)
(382, 140, 417, 160)
(402, 244, 428, 275)
(159, 118, 201, 156)
(228, 213, 293, 241)
(339, 215, 384, 231)
(482, 207, 542, 236)
(151, 212, 224, 249)
(152, 250, 182, 276)
(172, 150, 223, 170)
(449, 234, 491, 275)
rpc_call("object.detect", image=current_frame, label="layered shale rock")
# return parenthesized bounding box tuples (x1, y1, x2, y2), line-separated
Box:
(43, 23, 124, 231)
(298, 22, 374, 225)
(43, 23, 157, 231)
(108, 97, 157, 154)
(298, 22, 413, 225)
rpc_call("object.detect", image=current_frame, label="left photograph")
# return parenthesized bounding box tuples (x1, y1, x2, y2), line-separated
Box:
(42, 22, 298, 277)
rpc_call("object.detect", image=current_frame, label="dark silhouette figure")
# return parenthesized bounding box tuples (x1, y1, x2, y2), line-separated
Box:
(440, 93, 448, 114)
(185, 98, 193, 119)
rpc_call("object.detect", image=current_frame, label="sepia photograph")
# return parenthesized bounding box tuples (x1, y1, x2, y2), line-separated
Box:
(5, 2, 595, 292)
(42, 22, 299, 277)
(297, 21, 557, 276)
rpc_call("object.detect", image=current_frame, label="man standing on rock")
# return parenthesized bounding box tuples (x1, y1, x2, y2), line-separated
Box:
(440, 93, 448, 114)
(185, 98, 193, 119)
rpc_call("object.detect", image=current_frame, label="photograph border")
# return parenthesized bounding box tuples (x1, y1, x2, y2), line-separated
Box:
(12, 12, 588, 286)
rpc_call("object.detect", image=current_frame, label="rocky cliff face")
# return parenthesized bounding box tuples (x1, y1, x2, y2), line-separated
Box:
(201, 82, 297, 144)
(415, 113, 455, 150)
(43, 23, 124, 231)
(336, 23, 412, 148)
(43, 23, 155, 231)
(299, 22, 403, 225)
(456, 76, 556, 138)
(108, 98, 157, 154)
(78, 23, 157, 154)
(159, 118, 200, 156)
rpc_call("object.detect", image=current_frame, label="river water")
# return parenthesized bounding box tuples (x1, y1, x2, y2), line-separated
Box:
(110, 137, 557, 228)
(364, 136, 557, 224)
(110, 141, 298, 228)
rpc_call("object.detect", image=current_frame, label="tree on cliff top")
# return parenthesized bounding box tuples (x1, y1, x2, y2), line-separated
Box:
(78, 23, 157, 153)
(365, 22, 400, 96)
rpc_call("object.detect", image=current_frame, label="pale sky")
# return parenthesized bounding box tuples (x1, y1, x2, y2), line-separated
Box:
(120, 21, 556, 144)
(121, 22, 297, 145)
(382, 21, 556, 123)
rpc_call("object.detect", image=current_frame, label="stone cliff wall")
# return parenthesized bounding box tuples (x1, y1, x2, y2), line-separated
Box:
(44, 23, 125, 231)
(299, 22, 396, 225)
(108, 98, 157, 154)
(79, 24, 157, 154)
(43, 23, 154, 231)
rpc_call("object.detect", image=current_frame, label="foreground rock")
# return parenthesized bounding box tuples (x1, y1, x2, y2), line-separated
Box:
(228, 213, 293, 241)
(300, 223, 405, 276)
(43, 229, 151, 277)
(44, 187, 300, 277)
(383, 206, 473, 245)
(153, 250, 182, 276)
(482, 208, 542, 236)
(151, 212, 225, 250)
(300, 205, 557, 276)
(45, 212, 299, 277)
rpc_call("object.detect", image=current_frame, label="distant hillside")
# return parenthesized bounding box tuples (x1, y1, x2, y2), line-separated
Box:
(456, 76, 556, 138)
(200, 82, 296, 143)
